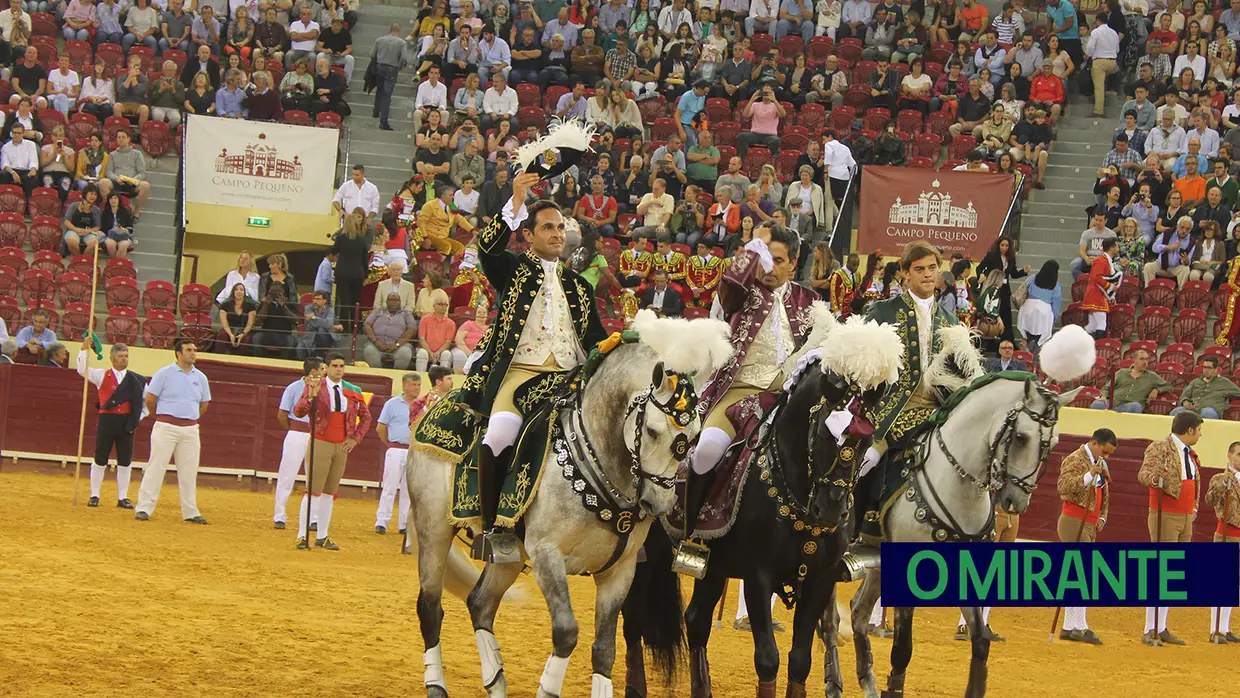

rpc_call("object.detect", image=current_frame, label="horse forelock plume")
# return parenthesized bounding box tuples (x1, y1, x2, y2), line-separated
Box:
(926, 324, 985, 393)
(1037, 324, 1096, 383)
(818, 317, 905, 390)
(632, 309, 733, 382)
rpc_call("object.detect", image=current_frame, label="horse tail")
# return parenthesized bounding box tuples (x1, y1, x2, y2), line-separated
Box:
(638, 524, 684, 684)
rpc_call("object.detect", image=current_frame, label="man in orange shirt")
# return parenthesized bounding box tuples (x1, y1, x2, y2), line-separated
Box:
(960, 0, 989, 39)
(1172, 156, 1208, 209)
(416, 295, 457, 372)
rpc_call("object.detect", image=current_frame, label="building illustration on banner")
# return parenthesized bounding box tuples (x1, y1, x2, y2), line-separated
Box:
(888, 179, 978, 229)
(214, 134, 304, 180)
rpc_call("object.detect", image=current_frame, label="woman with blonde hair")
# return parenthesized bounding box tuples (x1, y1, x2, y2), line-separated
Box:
(215, 250, 261, 303)
(756, 164, 783, 206)
(260, 252, 298, 303)
(332, 207, 373, 330)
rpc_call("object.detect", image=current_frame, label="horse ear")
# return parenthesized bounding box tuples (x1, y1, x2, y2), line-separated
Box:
(818, 369, 847, 404)
(1055, 386, 1083, 407)
(651, 361, 666, 389)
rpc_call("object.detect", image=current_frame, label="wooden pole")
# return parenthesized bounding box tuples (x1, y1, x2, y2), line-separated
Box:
(304, 389, 317, 549)
(1217, 486, 1233, 637)
(70, 242, 103, 506)
(1049, 496, 1092, 642)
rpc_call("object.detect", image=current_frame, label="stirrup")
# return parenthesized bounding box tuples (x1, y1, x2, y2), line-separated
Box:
(471, 529, 522, 564)
(839, 545, 881, 582)
(671, 538, 710, 579)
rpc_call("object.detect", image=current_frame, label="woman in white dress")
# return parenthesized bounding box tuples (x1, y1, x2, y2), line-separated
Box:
(1017, 259, 1063, 349)
(214, 250, 261, 304)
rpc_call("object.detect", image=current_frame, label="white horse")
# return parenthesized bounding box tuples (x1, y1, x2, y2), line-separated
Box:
(821, 325, 1095, 698)
(407, 310, 733, 698)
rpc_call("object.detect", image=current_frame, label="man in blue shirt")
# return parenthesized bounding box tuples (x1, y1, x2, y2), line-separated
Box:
(374, 372, 423, 535)
(675, 80, 710, 149)
(272, 358, 323, 530)
(776, 0, 815, 45)
(314, 251, 336, 301)
(135, 338, 212, 523)
(15, 310, 56, 363)
(215, 69, 249, 118)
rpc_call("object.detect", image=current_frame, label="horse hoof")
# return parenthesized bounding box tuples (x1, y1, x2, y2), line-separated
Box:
(487, 672, 508, 698)
(625, 687, 646, 698)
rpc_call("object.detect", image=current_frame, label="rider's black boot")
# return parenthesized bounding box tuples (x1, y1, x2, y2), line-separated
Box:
(472, 445, 521, 563)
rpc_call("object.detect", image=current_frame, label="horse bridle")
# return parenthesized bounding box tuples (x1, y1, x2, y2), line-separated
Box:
(912, 379, 1060, 541)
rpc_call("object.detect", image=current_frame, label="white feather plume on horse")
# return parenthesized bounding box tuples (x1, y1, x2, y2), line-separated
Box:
(926, 324, 986, 393)
(818, 315, 905, 391)
(631, 309, 734, 383)
(1035, 324, 1097, 383)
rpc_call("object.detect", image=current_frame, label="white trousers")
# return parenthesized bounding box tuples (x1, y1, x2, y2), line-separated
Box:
(375, 446, 411, 529)
(1144, 607, 1170, 633)
(136, 422, 201, 519)
(735, 580, 778, 620)
(272, 429, 311, 524)
(1084, 311, 1107, 333)
(869, 597, 884, 627)
(416, 348, 453, 372)
(1062, 607, 1089, 631)
(959, 607, 992, 626)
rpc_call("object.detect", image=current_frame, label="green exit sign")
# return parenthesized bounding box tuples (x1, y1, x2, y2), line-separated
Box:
(247, 216, 271, 228)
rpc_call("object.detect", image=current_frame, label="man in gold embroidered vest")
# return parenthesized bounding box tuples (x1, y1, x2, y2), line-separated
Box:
(828, 252, 859, 317)
(1206, 440, 1240, 644)
(457, 172, 607, 555)
(1136, 410, 1204, 646)
(681, 222, 818, 540)
(1055, 428, 1117, 645)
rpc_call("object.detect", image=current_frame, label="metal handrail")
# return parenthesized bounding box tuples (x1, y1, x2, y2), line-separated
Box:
(827, 172, 858, 261)
(999, 175, 1023, 243)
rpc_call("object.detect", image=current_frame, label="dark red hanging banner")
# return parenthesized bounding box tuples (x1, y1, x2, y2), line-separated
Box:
(858, 166, 1014, 260)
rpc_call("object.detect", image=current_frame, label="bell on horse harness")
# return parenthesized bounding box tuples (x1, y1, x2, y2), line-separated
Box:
(671, 538, 711, 579)
(839, 545, 881, 583)
(471, 530, 523, 564)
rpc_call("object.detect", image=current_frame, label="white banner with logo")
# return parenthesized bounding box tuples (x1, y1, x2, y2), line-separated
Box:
(184, 114, 339, 215)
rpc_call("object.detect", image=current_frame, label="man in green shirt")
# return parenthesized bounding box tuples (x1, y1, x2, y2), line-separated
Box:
(1089, 349, 1170, 413)
(1206, 158, 1240, 209)
(534, 0, 566, 24)
(686, 129, 720, 193)
(1170, 355, 1240, 419)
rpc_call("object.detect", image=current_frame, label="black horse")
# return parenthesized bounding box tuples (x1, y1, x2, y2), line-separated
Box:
(621, 362, 884, 698)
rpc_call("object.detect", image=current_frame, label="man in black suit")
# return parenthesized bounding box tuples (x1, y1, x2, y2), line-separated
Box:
(984, 339, 1029, 373)
(77, 339, 148, 508)
(640, 268, 684, 317)
(180, 44, 221, 90)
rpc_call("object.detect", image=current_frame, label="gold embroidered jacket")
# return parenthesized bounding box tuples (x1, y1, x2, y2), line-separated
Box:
(864, 292, 960, 442)
(1206, 469, 1240, 529)
(1056, 446, 1111, 522)
(456, 208, 607, 416)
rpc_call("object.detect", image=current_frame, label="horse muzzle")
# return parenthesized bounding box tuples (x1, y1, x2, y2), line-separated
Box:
(639, 489, 675, 519)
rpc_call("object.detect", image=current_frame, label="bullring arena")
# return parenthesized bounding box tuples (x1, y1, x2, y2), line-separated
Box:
(1, 349, 1238, 698)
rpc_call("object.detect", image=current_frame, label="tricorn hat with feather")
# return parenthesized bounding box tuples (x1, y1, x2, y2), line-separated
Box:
(514, 117, 597, 180)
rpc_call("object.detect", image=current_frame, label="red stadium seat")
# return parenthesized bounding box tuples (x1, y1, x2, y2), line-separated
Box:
(749, 33, 774, 56)
(1068, 386, 1101, 408)
(1159, 342, 1195, 368)
(776, 149, 800, 184)
(0, 293, 18, 328)
(907, 156, 933, 168)
(1094, 338, 1122, 365)
(797, 103, 827, 132)
(1141, 277, 1176, 308)
(23, 304, 58, 332)
(68, 253, 99, 278)
(780, 125, 810, 153)
(141, 120, 172, 156)
(95, 43, 124, 75)
(27, 215, 62, 252)
(179, 312, 215, 350)
(861, 107, 890, 133)
(517, 106, 545, 131)
(27, 187, 60, 218)
(704, 97, 732, 123)
(1106, 303, 1135, 340)
(896, 109, 923, 135)
(284, 110, 310, 126)
(806, 36, 833, 66)
(105, 275, 140, 310)
(0, 184, 26, 214)
(712, 121, 741, 149)
(162, 49, 188, 72)
(1178, 280, 1211, 311)
(104, 306, 139, 345)
(67, 111, 99, 142)
(0, 211, 25, 247)
(60, 301, 91, 341)
(1071, 276, 1088, 303)
(30, 12, 57, 36)
(0, 267, 14, 296)
(948, 134, 977, 160)
(315, 111, 342, 129)
(1124, 340, 1159, 359)
(57, 271, 93, 306)
(637, 94, 667, 124)
(29, 249, 63, 279)
(19, 269, 55, 306)
(178, 283, 213, 317)
(142, 279, 177, 314)
(777, 35, 803, 58)
(851, 60, 877, 85)
(143, 309, 178, 349)
(835, 38, 862, 63)
(103, 257, 137, 283)
(1173, 308, 1207, 347)
(601, 317, 624, 334)
(650, 117, 678, 141)
(516, 82, 541, 108)
(843, 84, 870, 111)
(1060, 302, 1085, 327)
(542, 85, 570, 114)
(742, 147, 771, 177)
(910, 133, 940, 160)
(1136, 306, 1172, 343)
(1115, 275, 1139, 305)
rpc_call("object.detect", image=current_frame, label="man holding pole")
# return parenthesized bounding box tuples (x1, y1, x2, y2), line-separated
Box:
(1137, 410, 1204, 646)
(77, 337, 147, 509)
(1205, 441, 1240, 644)
(292, 351, 372, 551)
(271, 358, 323, 530)
(1055, 427, 1118, 645)
(135, 339, 211, 523)
(374, 371, 421, 535)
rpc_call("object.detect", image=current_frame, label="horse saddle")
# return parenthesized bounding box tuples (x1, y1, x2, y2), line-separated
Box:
(666, 391, 782, 540)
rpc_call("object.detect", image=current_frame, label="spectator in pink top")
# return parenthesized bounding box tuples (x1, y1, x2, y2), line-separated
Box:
(416, 295, 456, 372)
(451, 304, 490, 373)
(738, 83, 785, 157)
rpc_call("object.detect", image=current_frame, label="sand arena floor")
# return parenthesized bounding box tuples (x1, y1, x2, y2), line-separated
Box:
(2, 470, 1238, 697)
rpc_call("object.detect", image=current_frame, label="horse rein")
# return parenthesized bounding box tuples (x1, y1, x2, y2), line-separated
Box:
(911, 379, 1060, 542)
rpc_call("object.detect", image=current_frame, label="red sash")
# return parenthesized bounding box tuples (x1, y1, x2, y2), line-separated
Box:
(1150, 479, 1197, 514)
(1216, 519, 1240, 537)
(1062, 487, 1104, 525)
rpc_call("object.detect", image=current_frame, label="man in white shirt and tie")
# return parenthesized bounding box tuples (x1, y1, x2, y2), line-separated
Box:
(0, 123, 39, 195)
(1084, 14, 1119, 117)
(332, 163, 380, 228)
(413, 65, 449, 136)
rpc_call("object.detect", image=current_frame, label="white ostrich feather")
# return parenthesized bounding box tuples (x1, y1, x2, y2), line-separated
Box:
(1037, 325, 1097, 383)
(818, 316, 905, 391)
(781, 301, 836, 377)
(926, 324, 986, 393)
(514, 118, 597, 173)
(632, 309, 734, 382)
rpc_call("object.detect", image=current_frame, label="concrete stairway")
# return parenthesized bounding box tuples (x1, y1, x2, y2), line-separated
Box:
(340, 4, 420, 201)
(1017, 92, 1126, 291)
(131, 166, 179, 286)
